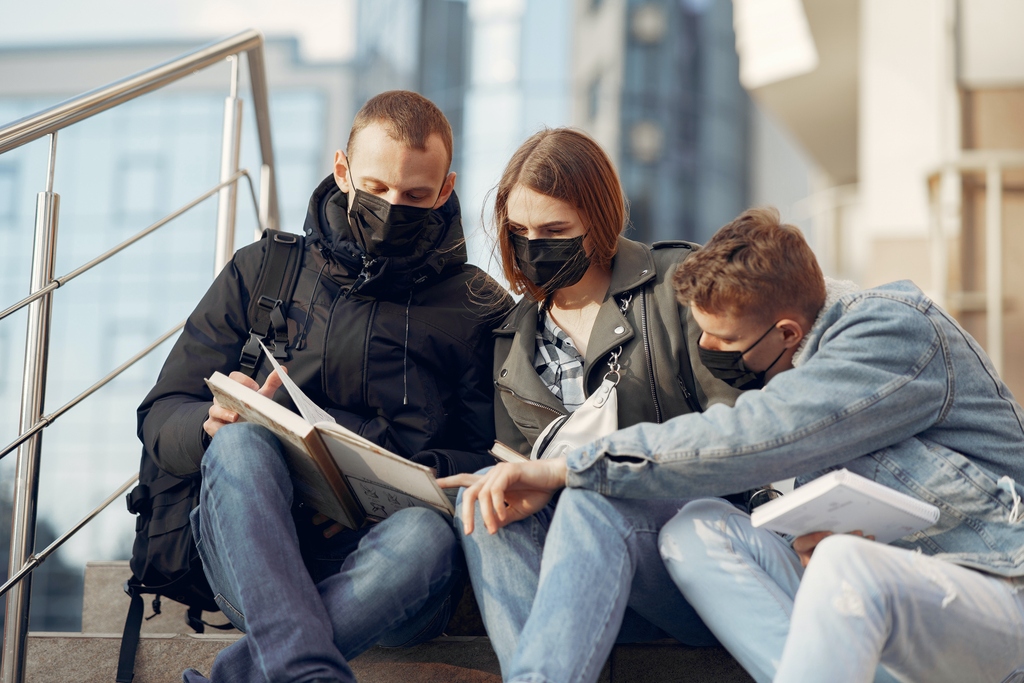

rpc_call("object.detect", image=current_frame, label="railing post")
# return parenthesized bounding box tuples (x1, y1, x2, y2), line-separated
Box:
(931, 166, 961, 310)
(985, 163, 1003, 375)
(258, 162, 273, 240)
(2, 133, 60, 683)
(246, 40, 280, 232)
(214, 55, 244, 275)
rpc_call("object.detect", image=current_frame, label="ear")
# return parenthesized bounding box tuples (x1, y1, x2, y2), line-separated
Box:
(333, 150, 352, 194)
(777, 318, 805, 349)
(432, 171, 457, 210)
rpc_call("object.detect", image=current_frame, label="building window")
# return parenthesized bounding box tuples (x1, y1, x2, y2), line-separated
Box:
(631, 3, 668, 45)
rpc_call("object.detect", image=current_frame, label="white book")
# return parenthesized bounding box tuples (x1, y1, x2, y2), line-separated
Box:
(750, 469, 940, 544)
(205, 368, 453, 531)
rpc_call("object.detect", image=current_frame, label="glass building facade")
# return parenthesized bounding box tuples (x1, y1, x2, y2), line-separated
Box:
(593, 0, 750, 245)
(0, 40, 346, 631)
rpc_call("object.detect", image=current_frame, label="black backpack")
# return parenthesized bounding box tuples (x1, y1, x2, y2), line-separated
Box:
(117, 230, 305, 682)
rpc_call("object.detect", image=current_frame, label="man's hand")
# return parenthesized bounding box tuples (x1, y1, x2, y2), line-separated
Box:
(792, 530, 874, 568)
(203, 368, 286, 438)
(311, 512, 343, 539)
(442, 459, 567, 535)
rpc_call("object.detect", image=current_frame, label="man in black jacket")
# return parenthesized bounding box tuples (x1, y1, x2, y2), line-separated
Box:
(138, 91, 506, 683)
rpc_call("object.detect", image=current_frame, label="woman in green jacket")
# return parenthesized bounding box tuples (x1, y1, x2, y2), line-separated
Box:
(441, 128, 742, 683)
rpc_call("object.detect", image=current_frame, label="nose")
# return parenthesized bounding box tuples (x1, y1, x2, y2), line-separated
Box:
(697, 331, 720, 351)
(382, 190, 404, 206)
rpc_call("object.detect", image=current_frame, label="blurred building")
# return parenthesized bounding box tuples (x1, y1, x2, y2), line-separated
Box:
(355, 0, 471, 177)
(573, 0, 751, 245)
(732, 0, 1024, 398)
(461, 0, 573, 274)
(0, 37, 352, 629)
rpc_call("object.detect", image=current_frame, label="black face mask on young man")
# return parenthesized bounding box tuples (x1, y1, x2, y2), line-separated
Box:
(698, 322, 786, 391)
(510, 234, 591, 295)
(347, 187, 440, 259)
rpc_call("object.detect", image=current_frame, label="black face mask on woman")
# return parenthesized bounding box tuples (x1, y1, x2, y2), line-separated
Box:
(510, 234, 591, 295)
(347, 185, 440, 258)
(698, 322, 786, 390)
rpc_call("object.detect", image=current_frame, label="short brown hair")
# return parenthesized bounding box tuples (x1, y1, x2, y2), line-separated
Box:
(673, 207, 826, 324)
(347, 90, 453, 171)
(494, 128, 625, 300)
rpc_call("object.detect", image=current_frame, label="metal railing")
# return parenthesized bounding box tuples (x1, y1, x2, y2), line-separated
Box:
(926, 150, 1024, 377)
(0, 29, 279, 683)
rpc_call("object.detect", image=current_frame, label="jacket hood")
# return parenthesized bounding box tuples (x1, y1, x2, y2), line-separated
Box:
(301, 174, 469, 297)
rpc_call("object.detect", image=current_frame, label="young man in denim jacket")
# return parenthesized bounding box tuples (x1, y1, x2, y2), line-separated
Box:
(456, 207, 1024, 683)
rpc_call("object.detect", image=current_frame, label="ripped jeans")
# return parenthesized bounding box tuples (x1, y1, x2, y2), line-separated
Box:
(659, 498, 1024, 683)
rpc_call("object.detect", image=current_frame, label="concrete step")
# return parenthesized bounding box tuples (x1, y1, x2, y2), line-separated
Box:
(75, 562, 752, 682)
(27, 632, 752, 682)
(82, 561, 237, 635)
(26, 632, 506, 683)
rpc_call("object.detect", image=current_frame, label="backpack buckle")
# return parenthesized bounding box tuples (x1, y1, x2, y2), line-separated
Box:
(239, 332, 264, 370)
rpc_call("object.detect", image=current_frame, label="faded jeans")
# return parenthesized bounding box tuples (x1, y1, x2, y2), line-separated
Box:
(660, 498, 1024, 683)
(191, 422, 462, 683)
(458, 485, 717, 683)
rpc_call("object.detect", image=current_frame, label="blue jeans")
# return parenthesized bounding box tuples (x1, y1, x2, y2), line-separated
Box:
(458, 485, 717, 683)
(191, 422, 462, 683)
(660, 498, 1024, 683)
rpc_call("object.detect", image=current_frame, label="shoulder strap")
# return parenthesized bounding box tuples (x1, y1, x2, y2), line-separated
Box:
(239, 230, 305, 374)
(116, 579, 146, 683)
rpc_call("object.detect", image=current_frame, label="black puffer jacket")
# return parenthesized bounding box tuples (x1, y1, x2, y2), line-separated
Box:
(138, 175, 509, 478)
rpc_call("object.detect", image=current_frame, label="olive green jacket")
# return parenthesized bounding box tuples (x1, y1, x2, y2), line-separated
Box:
(493, 237, 741, 455)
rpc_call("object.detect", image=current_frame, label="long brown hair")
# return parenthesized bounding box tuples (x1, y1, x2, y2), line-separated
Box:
(494, 128, 625, 299)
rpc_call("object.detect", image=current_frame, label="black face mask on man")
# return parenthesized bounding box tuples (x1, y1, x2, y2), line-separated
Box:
(697, 322, 786, 390)
(510, 234, 591, 296)
(347, 181, 440, 258)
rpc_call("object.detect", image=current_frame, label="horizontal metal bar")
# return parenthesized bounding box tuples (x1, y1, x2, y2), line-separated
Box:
(57, 170, 250, 284)
(0, 320, 186, 463)
(0, 30, 263, 156)
(926, 150, 1024, 179)
(0, 472, 139, 598)
(0, 170, 256, 325)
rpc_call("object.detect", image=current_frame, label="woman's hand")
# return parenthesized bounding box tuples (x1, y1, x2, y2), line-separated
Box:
(792, 530, 874, 568)
(442, 459, 568, 535)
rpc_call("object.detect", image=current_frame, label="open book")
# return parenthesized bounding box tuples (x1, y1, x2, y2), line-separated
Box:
(204, 343, 454, 530)
(750, 469, 940, 544)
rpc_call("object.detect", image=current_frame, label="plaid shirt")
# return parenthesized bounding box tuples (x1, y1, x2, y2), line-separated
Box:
(534, 309, 586, 412)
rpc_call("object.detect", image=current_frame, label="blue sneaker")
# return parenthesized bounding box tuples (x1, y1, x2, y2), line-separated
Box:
(182, 668, 210, 683)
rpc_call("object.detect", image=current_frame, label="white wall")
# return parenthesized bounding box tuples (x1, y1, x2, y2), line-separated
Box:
(960, 0, 1024, 87)
(858, 0, 951, 241)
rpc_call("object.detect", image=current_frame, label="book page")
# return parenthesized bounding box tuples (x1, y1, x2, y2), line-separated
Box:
(259, 339, 335, 425)
(205, 372, 359, 529)
(316, 422, 454, 516)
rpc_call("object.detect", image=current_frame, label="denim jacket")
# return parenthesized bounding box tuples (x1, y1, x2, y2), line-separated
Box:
(566, 281, 1024, 576)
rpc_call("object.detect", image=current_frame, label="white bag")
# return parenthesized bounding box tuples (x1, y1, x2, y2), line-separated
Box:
(530, 349, 621, 461)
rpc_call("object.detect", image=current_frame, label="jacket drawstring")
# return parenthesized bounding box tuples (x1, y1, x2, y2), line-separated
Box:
(294, 260, 329, 351)
(403, 291, 412, 405)
(999, 476, 1023, 523)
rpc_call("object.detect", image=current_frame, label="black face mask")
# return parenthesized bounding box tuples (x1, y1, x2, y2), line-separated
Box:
(510, 234, 592, 296)
(698, 322, 786, 390)
(347, 188, 438, 258)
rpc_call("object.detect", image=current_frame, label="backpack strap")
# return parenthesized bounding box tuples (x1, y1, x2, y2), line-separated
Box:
(239, 230, 305, 375)
(116, 578, 146, 683)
